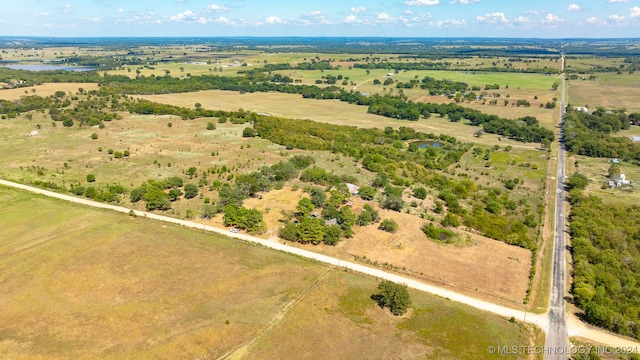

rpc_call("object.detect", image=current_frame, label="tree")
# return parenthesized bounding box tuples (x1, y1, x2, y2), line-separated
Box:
(297, 217, 325, 245)
(309, 187, 326, 207)
(296, 197, 315, 216)
(144, 189, 171, 211)
(566, 173, 589, 191)
(184, 183, 198, 199)
(358, 186, 377, 201)
(372, 280, 411, 316)
(608, 163, 621, 179)
(357, 204, 380, 226)
(168, 188, 182, 201)
(201, 204, 217, 219)
(323, 225, 342, 245)
(379, 219, 398, 233)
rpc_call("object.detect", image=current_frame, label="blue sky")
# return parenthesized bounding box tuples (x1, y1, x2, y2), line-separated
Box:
(1, 0, 639, 38)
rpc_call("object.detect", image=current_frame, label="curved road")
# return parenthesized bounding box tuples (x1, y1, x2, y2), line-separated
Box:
(0, 178, 548, 330)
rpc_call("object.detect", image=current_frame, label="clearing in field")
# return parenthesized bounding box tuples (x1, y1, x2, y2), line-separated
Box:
(0, 187, 541, 359)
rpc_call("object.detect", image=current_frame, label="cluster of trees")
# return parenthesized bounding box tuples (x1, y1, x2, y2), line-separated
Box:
(254, 115, 538, 249)
(223, 204, 266, 234)
(564, 106, 640, 161)
(279, 187, 356, 245)
(570, 192, 640, 339)
(392, 76, 468, 96)
(69, 182, 125, 203)
(129, 177, 198, 211)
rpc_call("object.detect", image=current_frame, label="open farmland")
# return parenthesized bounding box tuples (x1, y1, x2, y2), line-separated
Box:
(0, 187, 541, 359)
(140, 90, 545, 148)
(567, 72, 640, 112)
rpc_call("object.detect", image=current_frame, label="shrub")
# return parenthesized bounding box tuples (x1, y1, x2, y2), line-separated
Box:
(206, 122, 216, 130)
(86, 174, 96, 183)
(90, 133, 98, 140)
(379, 219, 398, 233)
(242, 127, 256, 137)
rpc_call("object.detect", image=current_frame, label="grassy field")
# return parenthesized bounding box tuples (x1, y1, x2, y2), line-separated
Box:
(567, 72, 640, 112)
(0, 186, 542, 359)
(141, 90, 547, 148)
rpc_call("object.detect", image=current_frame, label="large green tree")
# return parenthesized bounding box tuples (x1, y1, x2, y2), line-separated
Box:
(373, 280, 411, 316)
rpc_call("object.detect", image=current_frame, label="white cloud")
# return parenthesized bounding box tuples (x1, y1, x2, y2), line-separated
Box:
(89, 17, 102, 23)
(513, 16, 530, 24)
(405, 10, 413, 14)
(215, 16, 231, 25)
(524, 10, 545, 16)
(38, 12, 51, 17)
(631, 6, 640, 18)
(608, 0, 630, 2)
(476, 12, 508, 24)
(350, 7, 366, 13)
(117, 8, 125, 13)
(430, 18, 467, 27)
(543, 13, 561, 23)
(169, 10, 208, 24)
(567, 4, 580, 12)
(343, 14, 360, 23)
(376, 12, 392, 22)
(405, 0, 440, 6)
(265, 16, 286, 25)
(450, 0, 479, 4)
(609, 14, 625, 21)
(206, 4, 231, 12)
(63, 4, 72, 14)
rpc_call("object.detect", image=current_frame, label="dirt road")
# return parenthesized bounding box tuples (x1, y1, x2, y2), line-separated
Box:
(3, 178, 640, 348)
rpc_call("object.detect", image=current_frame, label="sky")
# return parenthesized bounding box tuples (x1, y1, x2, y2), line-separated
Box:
(0, 0, 639, 38)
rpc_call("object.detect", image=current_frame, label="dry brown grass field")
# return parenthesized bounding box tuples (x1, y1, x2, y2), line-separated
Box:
(0, 187, 542, 359)
(0, 83, 99, 99)
(140, 90, 545, 148)
(240, 189, 533, 309)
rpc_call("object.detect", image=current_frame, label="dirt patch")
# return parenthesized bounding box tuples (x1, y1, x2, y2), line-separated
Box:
(342, 202, 531, 307)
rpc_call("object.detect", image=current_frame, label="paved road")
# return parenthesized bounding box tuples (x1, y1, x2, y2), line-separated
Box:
(545, 62, 569, 359)
(0, 178, 548, 331)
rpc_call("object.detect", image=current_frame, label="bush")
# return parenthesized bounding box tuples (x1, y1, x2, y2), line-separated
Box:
(90, 133, 98, 140)
(358, 186, 377, 201)
(379, 219, 398, 233)
(372, 280, 411, 316)
(86, 174, 96, 183)
(412, 186, 427, 200)
(206, 121, 216, 130)
(184, 183, 198, 199)
(242, 127, 256, 137)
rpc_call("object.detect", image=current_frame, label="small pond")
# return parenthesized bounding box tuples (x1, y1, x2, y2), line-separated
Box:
(411, 140, 441, 149)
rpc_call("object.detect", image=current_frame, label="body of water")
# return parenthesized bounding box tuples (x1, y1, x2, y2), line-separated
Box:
(411, 140, 441, 149)
(1, 64, 95, 72)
